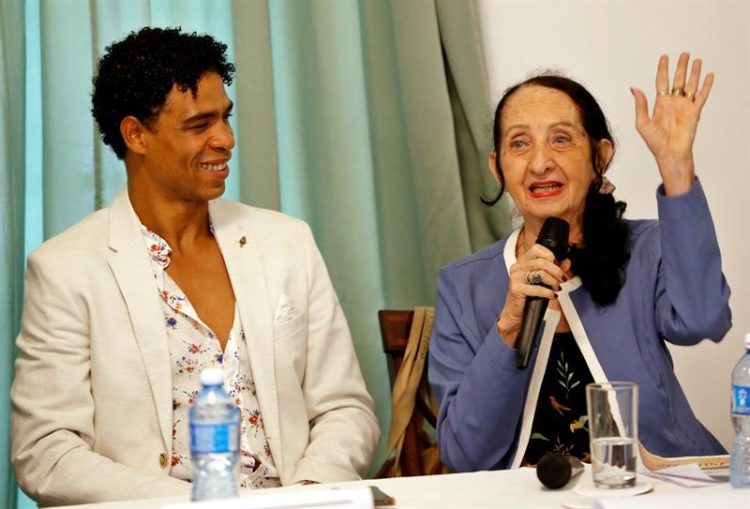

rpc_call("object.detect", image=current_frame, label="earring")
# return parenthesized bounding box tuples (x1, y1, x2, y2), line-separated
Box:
(597, 176, 616, 195)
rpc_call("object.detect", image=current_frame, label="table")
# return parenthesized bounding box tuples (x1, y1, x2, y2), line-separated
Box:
(53, 467, 742, 509)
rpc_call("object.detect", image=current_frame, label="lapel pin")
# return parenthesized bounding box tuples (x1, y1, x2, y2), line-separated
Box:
(239, 236, 247, 248)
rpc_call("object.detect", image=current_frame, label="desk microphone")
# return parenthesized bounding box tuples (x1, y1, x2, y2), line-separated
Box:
(536, 452, 584, 489)
(516, 217, 569, 369)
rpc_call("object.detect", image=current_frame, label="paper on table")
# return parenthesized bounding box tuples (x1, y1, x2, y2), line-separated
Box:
(638, 462, 724, 488)
(637, 442, 729, 487)
(161, 487, 374, 509)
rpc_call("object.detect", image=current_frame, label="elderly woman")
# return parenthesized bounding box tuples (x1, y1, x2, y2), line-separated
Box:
(428, 54, 730, 472)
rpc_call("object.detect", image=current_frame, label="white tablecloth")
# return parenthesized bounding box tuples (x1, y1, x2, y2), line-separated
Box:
(53, 466, 743, 509)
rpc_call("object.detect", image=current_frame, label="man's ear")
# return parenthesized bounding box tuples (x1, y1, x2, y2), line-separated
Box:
(120, 116, 148, 156)
(597, 139, 614, 171)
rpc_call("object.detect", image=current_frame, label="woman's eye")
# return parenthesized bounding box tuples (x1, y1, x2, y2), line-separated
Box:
(510, 139, 527, 149)
(553, 134, 571, 144)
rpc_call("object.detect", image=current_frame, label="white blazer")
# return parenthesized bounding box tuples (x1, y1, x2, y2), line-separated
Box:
(11, 190, 380, 507)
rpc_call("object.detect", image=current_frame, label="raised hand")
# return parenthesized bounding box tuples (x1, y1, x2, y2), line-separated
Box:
(630, 53, 714, 196)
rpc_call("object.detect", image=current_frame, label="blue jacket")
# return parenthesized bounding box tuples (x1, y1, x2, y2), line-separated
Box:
(428, 182, 731, 472)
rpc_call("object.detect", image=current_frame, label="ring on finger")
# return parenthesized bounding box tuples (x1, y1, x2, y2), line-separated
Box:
(526, 271, 543, 285)
(670, 86, 687, 97)
(686, 91, 695, 101)
(657, 90, 668, 97)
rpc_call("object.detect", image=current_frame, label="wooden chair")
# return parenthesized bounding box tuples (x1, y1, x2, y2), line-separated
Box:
(375, 308, 446, 477)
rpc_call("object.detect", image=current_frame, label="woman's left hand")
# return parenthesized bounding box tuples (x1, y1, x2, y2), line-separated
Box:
(631, 53, 714, 196)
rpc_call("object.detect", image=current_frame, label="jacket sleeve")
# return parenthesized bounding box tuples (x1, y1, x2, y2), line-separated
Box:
(653, 180, 732, 345)
(288, 225, 380, 484)
(428, 270, 530, 472)
(11, 251, 191, 507)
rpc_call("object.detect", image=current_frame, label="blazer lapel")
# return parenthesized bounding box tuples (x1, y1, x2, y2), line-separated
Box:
(209, 200, 284, 474)
(504, 228, 562, 468)
(106, 190, 173, 452)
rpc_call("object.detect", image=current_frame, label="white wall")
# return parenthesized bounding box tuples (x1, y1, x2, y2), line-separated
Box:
(478, 0, 750, 449)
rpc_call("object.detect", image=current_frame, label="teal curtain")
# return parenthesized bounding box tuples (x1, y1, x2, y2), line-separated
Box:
(247, 0, 511, 466)
(5, 0, 509, 505)
(35, 0, 239, 239)
(1, 1, 26, 508)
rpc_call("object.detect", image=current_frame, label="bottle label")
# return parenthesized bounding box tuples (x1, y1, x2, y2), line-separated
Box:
(732, 385, 750, 415)
(190, 422, 239, 454)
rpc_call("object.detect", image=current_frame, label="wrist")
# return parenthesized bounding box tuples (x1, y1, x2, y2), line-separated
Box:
(497, 315, 520, 348)
(657, 154, 695, 196)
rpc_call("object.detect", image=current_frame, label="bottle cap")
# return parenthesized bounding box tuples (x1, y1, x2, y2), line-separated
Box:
(745, 333, 750, 349)
(200, 368, 223, 386)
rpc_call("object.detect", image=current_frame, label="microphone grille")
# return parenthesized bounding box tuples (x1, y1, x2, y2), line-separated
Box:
(536, 452, 572, 489)
(537, 217, 569, 261)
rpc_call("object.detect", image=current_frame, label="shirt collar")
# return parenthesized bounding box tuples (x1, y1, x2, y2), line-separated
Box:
(137, 219, 215, 270)
(139, 224, 172, 269)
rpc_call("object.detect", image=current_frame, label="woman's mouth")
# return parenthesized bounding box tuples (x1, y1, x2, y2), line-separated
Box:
(528, 181, 564, 198)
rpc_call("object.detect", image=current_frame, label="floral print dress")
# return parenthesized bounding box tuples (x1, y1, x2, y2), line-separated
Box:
(522, 332, 595, 466)
(140, 224, 281, 489)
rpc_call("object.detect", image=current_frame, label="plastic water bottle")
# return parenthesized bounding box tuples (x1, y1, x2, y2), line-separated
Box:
(730, 333, 750, 488)
(190, 368, 240, 500)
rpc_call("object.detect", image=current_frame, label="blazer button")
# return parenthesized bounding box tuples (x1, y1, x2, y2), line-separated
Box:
(159, 453, 168, 468)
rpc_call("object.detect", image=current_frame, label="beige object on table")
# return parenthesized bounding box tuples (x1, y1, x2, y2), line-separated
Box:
(638, 442, 729, 470)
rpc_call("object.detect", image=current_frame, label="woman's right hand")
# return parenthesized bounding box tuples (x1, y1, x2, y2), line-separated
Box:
(497, 244, 569, 348)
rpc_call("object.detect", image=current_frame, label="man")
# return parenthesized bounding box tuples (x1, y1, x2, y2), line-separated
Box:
(11, 27, 379, 507)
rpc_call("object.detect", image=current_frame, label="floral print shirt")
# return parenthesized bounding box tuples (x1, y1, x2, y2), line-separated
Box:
(522, 332, 595, 466)
(140, 223, 281, 489)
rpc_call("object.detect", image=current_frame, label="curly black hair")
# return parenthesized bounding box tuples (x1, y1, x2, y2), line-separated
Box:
(486, 74, 630, 306)
(91, 26, 236, 159)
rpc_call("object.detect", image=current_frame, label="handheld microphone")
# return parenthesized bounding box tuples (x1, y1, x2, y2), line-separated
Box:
(536, 452, 584, 489)
(516, 217, 569, 369)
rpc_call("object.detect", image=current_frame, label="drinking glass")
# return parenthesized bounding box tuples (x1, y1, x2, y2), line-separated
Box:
(586, 381, 638, 488)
